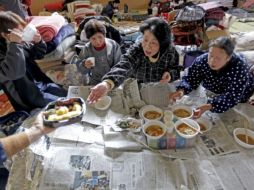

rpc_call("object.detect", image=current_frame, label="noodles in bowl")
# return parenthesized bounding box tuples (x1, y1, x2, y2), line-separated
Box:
(172, 105, 193, 119)
(140, 105, 163, 121)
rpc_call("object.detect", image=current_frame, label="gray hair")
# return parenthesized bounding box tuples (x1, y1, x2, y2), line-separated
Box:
(209, 37, 235, 56)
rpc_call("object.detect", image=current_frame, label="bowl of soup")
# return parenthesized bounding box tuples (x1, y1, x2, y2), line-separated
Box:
(172, 105, 193, 119)
(141, 105, 163, 121)
(175, 118, 200, 139)
(233, 128, 254, 149)
(143, 120, 167, 139)
(196, 117, 212, 133)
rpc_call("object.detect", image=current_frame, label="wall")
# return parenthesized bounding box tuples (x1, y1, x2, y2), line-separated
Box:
(31, 0, 148, 15)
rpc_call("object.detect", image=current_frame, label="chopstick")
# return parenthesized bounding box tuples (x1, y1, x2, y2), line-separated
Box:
(244, 120, 249, 144)
(182, 119, 203, 135)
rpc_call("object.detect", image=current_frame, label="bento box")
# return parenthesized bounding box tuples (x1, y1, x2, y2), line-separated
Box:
(43, 97, 85, 127)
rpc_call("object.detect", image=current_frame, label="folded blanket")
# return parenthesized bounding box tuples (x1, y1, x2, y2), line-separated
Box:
(29, 13, 66, 42)
(46, 24, 75, 53)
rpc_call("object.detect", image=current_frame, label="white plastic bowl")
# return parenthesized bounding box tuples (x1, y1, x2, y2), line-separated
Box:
(94, 96, 112, 110)
(141, 105, 163, 121)
(175, 118, 200, 139)
(172, 105, 193, 119)
(143, 120, 167, 139)
(233, 128, 254, 149)
(196, 117, 212, 133)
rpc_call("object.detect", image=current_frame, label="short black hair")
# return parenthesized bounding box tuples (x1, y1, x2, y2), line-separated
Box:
(84, 19, 106, 39)
(209, 37, 235, 56)
(140, 17, 171, 51)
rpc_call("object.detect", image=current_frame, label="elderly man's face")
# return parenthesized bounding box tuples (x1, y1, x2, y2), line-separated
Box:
(208, 47, 230, 71)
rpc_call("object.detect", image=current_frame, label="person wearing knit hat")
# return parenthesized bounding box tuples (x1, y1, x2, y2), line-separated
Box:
(87, 17, 180, 103)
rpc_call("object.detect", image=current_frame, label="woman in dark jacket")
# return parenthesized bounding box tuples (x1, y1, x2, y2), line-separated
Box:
(0, 11, 66, 112)
(87, 17, 180, 103)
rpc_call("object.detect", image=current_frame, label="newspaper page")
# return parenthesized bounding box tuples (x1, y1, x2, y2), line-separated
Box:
(50, 122, 104, 144)
(140, 83, 176, 108)
(39, 145, 111, 190)
(122, 78, 145, 111)
(178, 159, 225, 190)
(195, 113, 240, 158)
(67, 86, 127, 125)
(111, 151, 176, 190)
(209, 153, 254, 190)
(103, 125, 143, 151)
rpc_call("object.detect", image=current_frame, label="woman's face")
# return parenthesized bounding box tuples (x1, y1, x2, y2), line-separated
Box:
(208, 47, 230, 71)
(90, 32, 105, 48)
(141, 30, 160, 57)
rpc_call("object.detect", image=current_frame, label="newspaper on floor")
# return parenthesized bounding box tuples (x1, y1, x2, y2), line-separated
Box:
(103, 125, 143, 151)
(195, 113, 240, 158)
(38, 145, 231, 190)
(39, 145, 111, 190)
(67, 86, 127, 125)
(208, 153, 254, 190)
(49, 122, 104, 144)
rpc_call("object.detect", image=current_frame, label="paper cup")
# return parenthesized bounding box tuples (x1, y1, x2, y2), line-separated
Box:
(87, 57, 95, 67)
(22, 24, 37, 42)
(143, 120, 167, 149)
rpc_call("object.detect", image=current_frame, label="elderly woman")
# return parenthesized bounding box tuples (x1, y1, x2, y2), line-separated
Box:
(170, 37, 254, 118)
(77, 19, 122, 85)
(87, 17, 180, 103)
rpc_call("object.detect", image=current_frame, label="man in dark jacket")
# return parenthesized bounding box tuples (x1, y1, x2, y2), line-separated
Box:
(101, 0, 120, 19)
(0, 11, 66, 112)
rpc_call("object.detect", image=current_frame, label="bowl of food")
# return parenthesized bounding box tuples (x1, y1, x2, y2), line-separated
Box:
(94, 96, 112, 110)
(233, 128, 254, 149)
(142, 120, 167, 148)
(172, 105, 193, 119)
(43, 97, 85, 127)
(174, 118, 200, 139)
(196, 117, 212, 133)
(141, 105, 163, 121)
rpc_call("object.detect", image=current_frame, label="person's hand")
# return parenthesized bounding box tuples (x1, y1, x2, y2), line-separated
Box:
(32, 31, 42, 44)
(8, 29, 22, 43)
(160, 71, 171, 84)
(192, 104, 212, 119)
(169, 90, 184, 102)
(87, 81, 110, 103)
(33, 112, 55, 134)
(83, 59, 94, 69)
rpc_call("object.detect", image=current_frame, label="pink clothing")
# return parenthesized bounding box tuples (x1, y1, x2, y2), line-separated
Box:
(29, 14, 65, 42)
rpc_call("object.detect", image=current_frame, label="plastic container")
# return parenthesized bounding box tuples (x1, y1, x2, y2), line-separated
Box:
(142, 120, 167, 149)
(140, 105, 163, 122)
(172, 105, 193, 121)
(174, 118, 200, 139)
(233, 128, 254, 149)
(43, 97, 85, 127)
(94, 96, 112, 110)
(195, 117, 212, 133)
